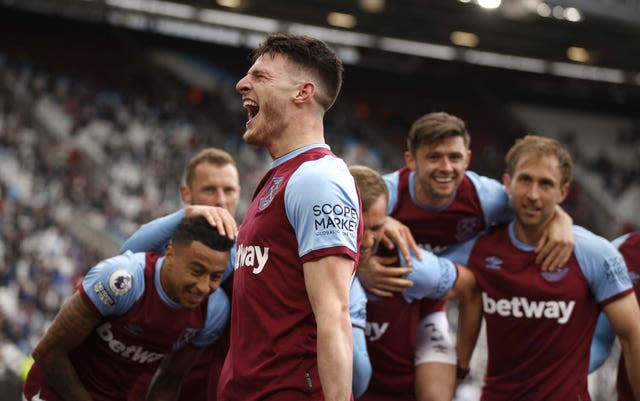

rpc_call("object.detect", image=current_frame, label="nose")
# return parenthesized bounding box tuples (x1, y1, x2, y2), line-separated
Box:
(212, 189, 226, 208)
(526, 183, 540, 200)
(438, 157, 453, 171)
(196, 275, 212, 296)
(236, 75, 249, 93)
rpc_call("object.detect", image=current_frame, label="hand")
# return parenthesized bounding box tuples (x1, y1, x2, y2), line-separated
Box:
(357, 255, 413, 297)
(379, 216, 421, 266)
(185, 205, 237, 240)
(535, 207, 574, 271)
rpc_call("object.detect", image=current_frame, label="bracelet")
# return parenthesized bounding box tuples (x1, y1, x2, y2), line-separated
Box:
(456, 363, 470, 380)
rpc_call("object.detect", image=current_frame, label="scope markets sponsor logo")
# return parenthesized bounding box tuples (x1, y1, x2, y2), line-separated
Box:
(97, 322, 164, 363)
(235, 244, 269, 274)
(482, 292, 575, 324)
(313, 203, 358, 236)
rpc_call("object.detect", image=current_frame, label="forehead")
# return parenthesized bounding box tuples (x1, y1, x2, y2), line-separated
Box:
(513, 153, 563, 180)
(176, 241, 229, 273)
(363, 195, 387, 228)
(249, 53, 291, 75)
(417, 135, 467, 154)
(192, 163, 239, 185)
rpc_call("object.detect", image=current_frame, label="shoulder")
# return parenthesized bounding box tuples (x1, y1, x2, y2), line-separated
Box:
(290, 155, 352, 187)
(574, 226, 618, 258)
(81, 251, 147, 314)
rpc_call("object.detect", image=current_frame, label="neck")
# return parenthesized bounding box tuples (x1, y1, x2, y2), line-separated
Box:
(269, 116, 325, 159)
(512, 222, 545, 245)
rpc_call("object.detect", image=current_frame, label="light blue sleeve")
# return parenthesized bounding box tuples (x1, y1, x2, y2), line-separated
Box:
(350, 278, 371, 396)
(589, 312, 616, 372)
(190, 289, 230, 347)
(81, 251, 146, 316)
(120, 209, 185, 253)
(439, 236, 478, 267)
(285, 157, 359, 258)
(352, 326, 372, 398)
(382, 170, 400, 215)
(574, 226, 632, 303)
(221, 245, 236, 283)
(402, 248, 457, 303)
(466, 171, 513, 227)
(588, 233, 631, 373)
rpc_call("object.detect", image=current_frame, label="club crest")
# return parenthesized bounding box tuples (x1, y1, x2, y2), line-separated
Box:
(259, 177, 283, 210)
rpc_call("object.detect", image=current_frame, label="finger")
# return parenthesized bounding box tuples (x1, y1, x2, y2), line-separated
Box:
(535, 232, 549, 256)
(378, 278, 414, 290)
(380, 235, 395, 251)
(380, 267, 413, 277)
(535, 239, 553, 265)
(406, 233, 422, 261)
(370, 288, 394, 298)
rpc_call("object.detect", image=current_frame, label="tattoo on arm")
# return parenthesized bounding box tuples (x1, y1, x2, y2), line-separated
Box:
(33, 293, 101, 401)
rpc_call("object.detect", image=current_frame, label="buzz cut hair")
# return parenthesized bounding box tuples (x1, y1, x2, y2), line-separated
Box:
(184, 147, 236, 187)
(171, 216, 235, 252)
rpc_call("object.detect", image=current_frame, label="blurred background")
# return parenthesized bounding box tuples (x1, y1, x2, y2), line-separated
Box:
(0, 0, 638, 399)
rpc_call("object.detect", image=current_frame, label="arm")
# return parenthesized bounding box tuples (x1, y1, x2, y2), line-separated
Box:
(31, 293, 101, 401)
(121, 210, 184, 253)
(357, 255, 413, 298)
(379, 216, 422, 265)
(121, 206, 237, 253)
(603, 292, 640, 401)
(304, 255, 354, 401)
(146, 345, 204, 401)
(535, 205, 574, 271)
(589, 312, 617, 372)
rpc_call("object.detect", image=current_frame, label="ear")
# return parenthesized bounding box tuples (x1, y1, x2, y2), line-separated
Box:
(404, 151, 416, 171)
(293, 82, 316, 104)
(502, 173, 512, 194)
(180, 184, 191, 205)
(558, 182, 570, 203)
(464, 149, 472, 169)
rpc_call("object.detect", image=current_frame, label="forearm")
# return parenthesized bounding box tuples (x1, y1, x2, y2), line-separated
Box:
(120, 210, 184, 253)
(38, 354, 94, 401)
(455, 287, 482, 369)
(620, 335, 640, 401)
(146, 373, 182, 401)
(317, 313, 353, 401)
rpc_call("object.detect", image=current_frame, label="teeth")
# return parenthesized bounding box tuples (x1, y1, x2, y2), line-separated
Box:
(435, 177, 453, 183)
(243, 100, 258, 107)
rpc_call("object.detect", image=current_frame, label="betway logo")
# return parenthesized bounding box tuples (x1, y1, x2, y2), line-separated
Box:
(365, 322, 389, 341)
(482, 292, 575, 324)
(97, 323, 164, 363)
(235, 244, 269, 274)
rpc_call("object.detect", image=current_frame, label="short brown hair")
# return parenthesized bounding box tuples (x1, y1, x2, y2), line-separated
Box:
(184, 148, 236, 186)
(407, 112, 470, 154)
(505, 135, 573, 185)
(349, 165, 389, 212)
(252, 33, 344, 111)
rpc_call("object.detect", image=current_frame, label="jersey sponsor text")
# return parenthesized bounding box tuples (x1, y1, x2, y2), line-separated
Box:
(97, 322, 164, 363)
(235, 244, 270, 274)
(482, 292, 575, 324)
